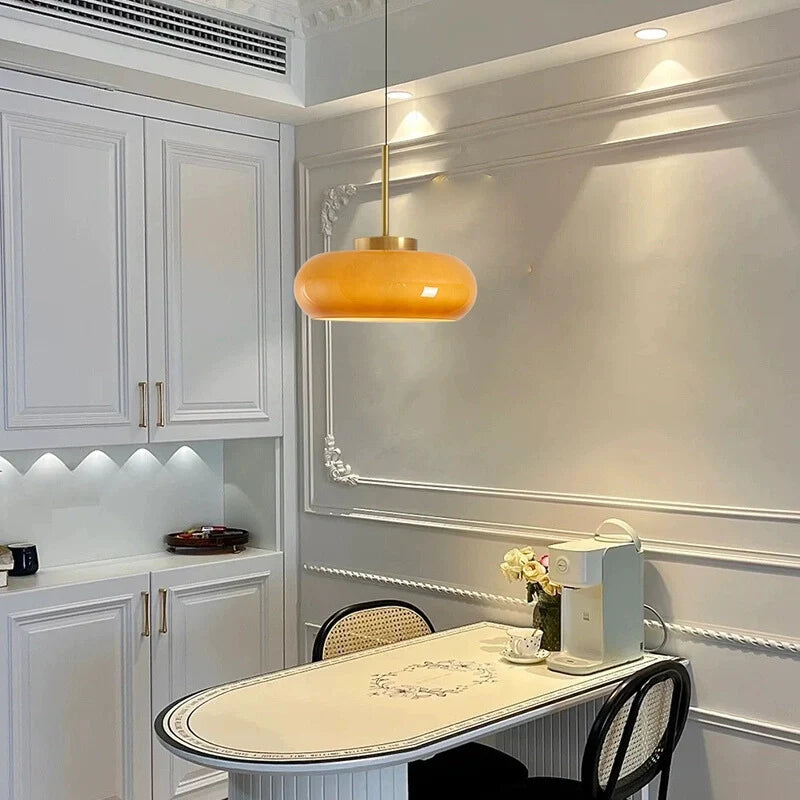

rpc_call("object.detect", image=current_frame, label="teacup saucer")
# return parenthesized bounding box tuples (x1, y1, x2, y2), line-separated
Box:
(501, 648, 550, 665)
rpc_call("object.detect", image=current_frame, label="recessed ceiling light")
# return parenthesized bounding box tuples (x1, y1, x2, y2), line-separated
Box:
(387, 90, 413, 100)
(635, 27, 668, 41)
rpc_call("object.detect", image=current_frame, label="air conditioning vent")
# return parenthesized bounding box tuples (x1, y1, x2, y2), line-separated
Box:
(0, 0, 289, 75)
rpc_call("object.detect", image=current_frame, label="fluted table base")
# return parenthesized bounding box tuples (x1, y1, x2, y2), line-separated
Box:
(229, 765, 408, 800)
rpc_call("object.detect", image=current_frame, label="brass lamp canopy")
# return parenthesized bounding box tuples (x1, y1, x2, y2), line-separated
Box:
(354, 235, 418, 251)
(293, 2, 477, 322)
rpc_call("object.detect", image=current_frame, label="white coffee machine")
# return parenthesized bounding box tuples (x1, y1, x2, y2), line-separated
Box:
(546, 519, 644, 675)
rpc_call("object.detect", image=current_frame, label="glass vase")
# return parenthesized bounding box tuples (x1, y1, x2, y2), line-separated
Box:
(532, 591, 561, 652)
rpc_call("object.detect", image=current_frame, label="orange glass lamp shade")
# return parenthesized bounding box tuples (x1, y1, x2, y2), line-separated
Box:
(294, 247, 477, 322)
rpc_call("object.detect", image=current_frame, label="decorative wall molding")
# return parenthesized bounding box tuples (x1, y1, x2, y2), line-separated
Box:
(303, 621, 321, 662)
(312, 156, 800, 519)
(321, 183, 357, 240)
(305, 562, 530, 607)
(302, 563, 800, 657)
(299, 55, 800, 169)
(689, 708, 800, 749)
(660, 621, 800, 657)
(298, 53, 800, 571)
(307, 505, 800, 572)
(323, 433, 358, 484)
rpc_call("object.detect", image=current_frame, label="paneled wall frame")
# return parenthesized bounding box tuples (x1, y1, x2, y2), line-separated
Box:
(298, 53, 800, 573)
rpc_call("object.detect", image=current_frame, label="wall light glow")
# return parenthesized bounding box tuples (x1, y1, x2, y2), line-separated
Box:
(167, 445, 201, 466)
(28, 452, 69, 475)
(393, 110, 435, 141)
(81, 449, 114, 466)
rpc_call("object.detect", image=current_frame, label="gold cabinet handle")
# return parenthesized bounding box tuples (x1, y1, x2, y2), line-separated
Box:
(142, 591, 150, 637)
(159, 588, 168, 634)
(138, 382, 148, 428)
(156, 381, 166, 428)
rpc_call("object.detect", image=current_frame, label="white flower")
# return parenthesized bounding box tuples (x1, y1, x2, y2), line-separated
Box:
(522, 560, 547, 583)
(501, 561, 523, 582)
(501, 546, 536, 582)
(504, 547, 534, 567)
(539, 575, 562, 596)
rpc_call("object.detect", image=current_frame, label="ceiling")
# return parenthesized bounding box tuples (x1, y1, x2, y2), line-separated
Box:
(302, 0, 800, 110)
(1, 0, 800, 121)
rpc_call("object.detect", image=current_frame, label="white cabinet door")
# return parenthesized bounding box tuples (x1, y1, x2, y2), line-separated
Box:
(145, 120, 283, 442)
(150, 552, 284, 800)
(0, 91, 148, 449)
(0, 573, 152, 800)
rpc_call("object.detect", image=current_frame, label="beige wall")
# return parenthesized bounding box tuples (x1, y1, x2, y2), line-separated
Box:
(296, 11, 800, 797)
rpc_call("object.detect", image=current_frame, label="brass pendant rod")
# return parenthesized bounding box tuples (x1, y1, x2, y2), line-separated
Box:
(382, 143, 390, 237)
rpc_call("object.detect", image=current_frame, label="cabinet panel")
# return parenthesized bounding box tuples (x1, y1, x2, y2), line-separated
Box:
(146, 120, 283, 441)
(151, 552, 284, 800)
(0, 574, 151, 800)
(0, 91, 148, 449)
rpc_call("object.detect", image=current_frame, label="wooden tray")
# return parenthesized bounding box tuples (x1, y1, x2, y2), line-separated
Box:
(165, 527, 249, 553)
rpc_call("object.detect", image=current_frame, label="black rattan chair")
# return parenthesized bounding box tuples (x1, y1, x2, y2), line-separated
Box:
(499, 660, 691, 800)
(312, 600, 529, 800)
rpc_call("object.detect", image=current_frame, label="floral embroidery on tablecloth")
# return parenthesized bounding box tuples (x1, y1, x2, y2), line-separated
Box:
(369, 660, 497, 699)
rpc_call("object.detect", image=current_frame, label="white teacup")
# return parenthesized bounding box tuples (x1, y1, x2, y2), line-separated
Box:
(506, 627, 544, 658)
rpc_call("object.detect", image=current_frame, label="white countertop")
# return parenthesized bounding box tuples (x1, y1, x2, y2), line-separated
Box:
(0, 546, 280, 594)
(156, 621, 676, 773)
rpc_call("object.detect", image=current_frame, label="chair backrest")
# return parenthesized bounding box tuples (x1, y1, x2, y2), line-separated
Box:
(312, 600, 435, 662)
(582, 661, 691, 800)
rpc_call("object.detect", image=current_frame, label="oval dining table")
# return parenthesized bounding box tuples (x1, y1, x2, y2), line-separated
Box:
(155, 621, 677, 800)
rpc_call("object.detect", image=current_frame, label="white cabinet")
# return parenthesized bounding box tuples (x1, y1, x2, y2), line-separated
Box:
(0, 573, 152, 800)
(145, 120, 283, 442)
(0, 550, 284, 800)
(150, 552, 284, 800)
(0, 91, 149, 450)
(0, 92, 284, 451)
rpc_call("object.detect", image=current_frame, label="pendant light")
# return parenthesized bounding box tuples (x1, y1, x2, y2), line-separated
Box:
(294, 1, 477, 322)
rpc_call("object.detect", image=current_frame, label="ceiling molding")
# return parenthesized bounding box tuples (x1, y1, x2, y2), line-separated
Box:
(187, 0, 303, 33)
(299, 0, 435, 37)
(184, 0, 434, 37)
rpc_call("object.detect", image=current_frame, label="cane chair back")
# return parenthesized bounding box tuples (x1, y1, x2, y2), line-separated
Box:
(582, 661, 691, 800)
(313, 600, 434, 662)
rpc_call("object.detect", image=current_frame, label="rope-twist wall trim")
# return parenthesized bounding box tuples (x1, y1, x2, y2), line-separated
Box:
(305, 563, 529, 606)
(657, 621, 800, 655)
(303, 563, 800, 656)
